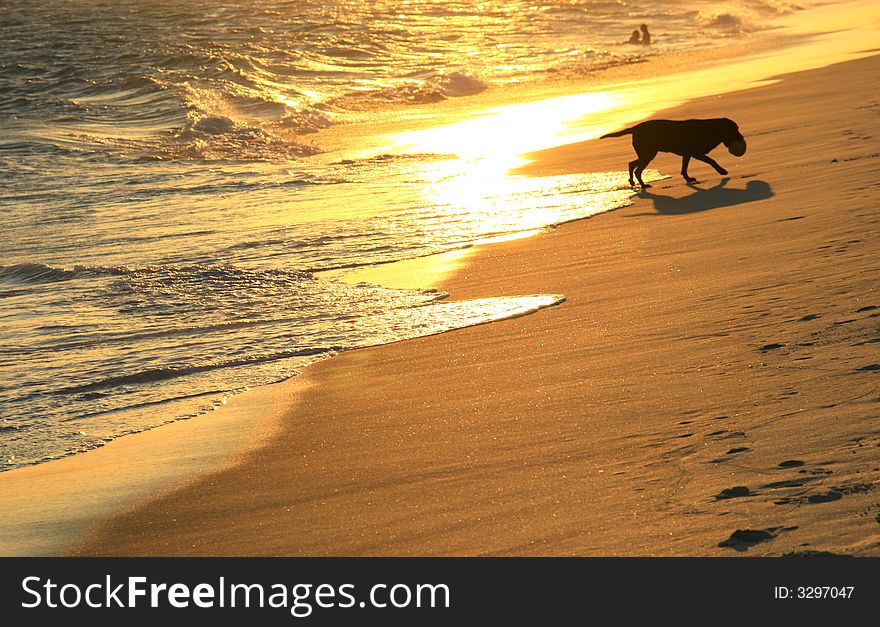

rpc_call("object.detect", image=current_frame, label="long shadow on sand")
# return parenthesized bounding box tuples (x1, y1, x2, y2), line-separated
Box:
(635, 178, 774, 215)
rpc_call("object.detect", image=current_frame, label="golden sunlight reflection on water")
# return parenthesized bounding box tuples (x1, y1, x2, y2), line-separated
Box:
(377, 90, 634, 246)
(393, 90, 622, 166)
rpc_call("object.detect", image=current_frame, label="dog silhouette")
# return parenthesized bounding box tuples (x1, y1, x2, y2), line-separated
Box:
(601, 118, 747, 187)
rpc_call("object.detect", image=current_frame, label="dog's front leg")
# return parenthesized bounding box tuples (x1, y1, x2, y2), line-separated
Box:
(694, 154, 728, 176)
(680, 155, 697, 183)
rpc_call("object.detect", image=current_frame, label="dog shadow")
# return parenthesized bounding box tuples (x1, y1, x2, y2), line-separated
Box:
(635, 178, 774, 215)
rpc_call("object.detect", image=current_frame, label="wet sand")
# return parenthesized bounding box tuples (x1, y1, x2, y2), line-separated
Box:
(71, 55, 880, 556)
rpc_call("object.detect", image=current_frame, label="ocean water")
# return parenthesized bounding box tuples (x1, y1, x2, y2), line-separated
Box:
(1, 0, 807, 469)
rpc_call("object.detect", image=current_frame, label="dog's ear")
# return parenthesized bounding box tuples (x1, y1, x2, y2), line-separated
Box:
(722, 119, 742, 140)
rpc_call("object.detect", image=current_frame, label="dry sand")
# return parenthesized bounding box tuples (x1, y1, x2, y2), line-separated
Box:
(68, 54, 880, 556)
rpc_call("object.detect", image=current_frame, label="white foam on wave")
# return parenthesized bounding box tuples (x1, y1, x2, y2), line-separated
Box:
(165, 85, 323, 160)
(274, 107, 334, 135)
(361, 69, 489, 105)
(189, 115, 236, 134)
(696, 8, 762, 33)
(432, 70, 490, 97)
(749, 0, 804, 14)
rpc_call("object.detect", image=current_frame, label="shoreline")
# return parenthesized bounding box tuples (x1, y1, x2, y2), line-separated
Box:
(70, 53, 880, 556)
(0, 381, 296, 556)
(1, 3, 877, 555)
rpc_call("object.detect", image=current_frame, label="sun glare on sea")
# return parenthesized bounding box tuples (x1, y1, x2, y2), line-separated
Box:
(380, 90, 630, 235)
(393, 90, 622, 169)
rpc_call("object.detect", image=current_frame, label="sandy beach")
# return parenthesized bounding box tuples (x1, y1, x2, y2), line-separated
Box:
(62, 53, 880, 556)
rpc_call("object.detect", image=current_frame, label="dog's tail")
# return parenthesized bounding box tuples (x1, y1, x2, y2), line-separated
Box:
(599, 126, 635, 139)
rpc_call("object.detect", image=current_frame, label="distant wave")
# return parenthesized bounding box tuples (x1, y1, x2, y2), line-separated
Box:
(751, 0, 804, 14)
(696, 12, 756, 33)
(0, 262, 320, 288)
(694, 4, 793, 34)
(550, 49, 650, 79)
(0, 263, 125, 285)
(53, 347, 334, 395)
(427, 70, 490, 98)
(341, 69, 489, 106)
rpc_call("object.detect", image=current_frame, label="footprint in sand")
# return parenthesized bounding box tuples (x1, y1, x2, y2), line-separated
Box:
(715, 486, 753, 500)
(723, 431, 747, 439)
(718, 526, 797, 552)
(719, 529, 775, 551)
(708, 435, 752, 464)
(807, 491, 843, 504)
(799, 468, 833, 476)
(778, 459, 805, 468)
(774, 483, 873, 506)
(763, 478, 815, 489)
(760, 343, 784, 351)
(782, 550, 853, 557)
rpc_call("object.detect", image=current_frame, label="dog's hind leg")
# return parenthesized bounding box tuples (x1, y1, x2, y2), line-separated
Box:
(680, 155, 697, 183)
(633, 150, 656, 188)
(628, 159, 639, 186)
(693, 154, 728, 176)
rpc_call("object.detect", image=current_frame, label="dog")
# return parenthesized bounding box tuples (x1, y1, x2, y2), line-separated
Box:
(600, 118, 746, 187)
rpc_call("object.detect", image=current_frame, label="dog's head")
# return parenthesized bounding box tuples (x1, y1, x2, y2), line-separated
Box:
(720, 118, 747, 157)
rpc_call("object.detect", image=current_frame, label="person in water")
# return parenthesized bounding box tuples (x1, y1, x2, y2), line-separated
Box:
(639, 24, 651, 45)
(627, 29, 640, 44)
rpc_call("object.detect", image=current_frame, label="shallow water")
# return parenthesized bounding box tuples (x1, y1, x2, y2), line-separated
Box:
(1, 0, 812, 468)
